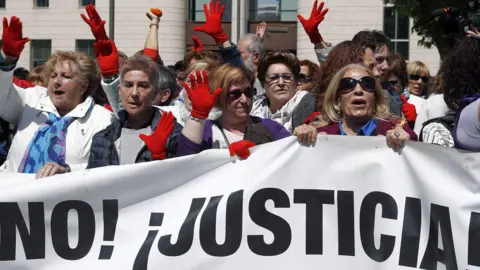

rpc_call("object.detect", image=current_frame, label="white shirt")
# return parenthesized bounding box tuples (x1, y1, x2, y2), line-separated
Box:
(408, 94, 426, 115)
(414, 94, 450, 135)
(0, 69, 113, 172)
(211, 125, 243, 149)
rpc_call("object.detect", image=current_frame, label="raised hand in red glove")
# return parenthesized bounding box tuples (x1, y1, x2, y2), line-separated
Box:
(400, 95, 417, 123)
(2, 16, 29, 58)
(81, 4, 108, 41)
(229, 140, 256, 160)
(192, 36, 204, 52)
(93, 40, 119, 77)
(182, 71, 222, 119)
(193, 1, 228, 44)
(297, 0, 329, 44)
(139, 111, 175, 160)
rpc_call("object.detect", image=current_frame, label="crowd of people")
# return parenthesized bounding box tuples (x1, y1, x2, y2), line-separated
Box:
(0, 0, 479, 179)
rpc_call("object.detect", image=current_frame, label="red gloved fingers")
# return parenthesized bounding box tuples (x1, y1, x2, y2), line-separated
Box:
(229, 140, 256, 160)
(2, 16, 29, 58)
(192, 36, 203, 52)
(156, 112, 175, 134)
(94, 40, 118, 76)
(399, 95, 408, 104)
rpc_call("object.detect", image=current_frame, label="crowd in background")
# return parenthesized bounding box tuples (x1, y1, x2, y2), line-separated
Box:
(0, 0, 479, 179)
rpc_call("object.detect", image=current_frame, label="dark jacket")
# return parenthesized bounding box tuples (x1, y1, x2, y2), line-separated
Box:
(219, 43, 244, 67)
(175, 116, 290, 157)
(317, 119, 418, 141)
(87, 108, 182, 169)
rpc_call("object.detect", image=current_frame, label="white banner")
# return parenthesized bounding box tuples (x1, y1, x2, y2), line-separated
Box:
(0, 136, 480, 270)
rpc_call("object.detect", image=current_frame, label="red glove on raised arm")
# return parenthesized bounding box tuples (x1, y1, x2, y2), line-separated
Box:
(297, 0, 328, 44)
(93, 40, 119, 77)
(193, 1, 228, 44)
(139, 111, 175, 160)
(2, 16, 29, 58)
(400, 95, 417, 123)
(229, 140, 256, 160)
(81, 4, 108, 41)
(192, 36, 204, 52)
(182, 71, 222, 119)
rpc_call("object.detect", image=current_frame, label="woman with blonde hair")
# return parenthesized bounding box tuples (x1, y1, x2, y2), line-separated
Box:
(0, 16, 113, 177)
(317, 64, 416, 150)
(176, 63, 311, 159)
(406, 61, 430, 114)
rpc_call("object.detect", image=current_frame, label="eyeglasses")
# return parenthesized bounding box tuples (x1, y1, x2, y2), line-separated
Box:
(298, 73, 312, 83)
(227, 87, 256, 100)
(266, 73, 294, 83)
(409, 74, 429, 83)
(339, 76, 377, 94)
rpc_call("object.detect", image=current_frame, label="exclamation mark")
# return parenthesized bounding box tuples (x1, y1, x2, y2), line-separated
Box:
(99, 199, 119, 260)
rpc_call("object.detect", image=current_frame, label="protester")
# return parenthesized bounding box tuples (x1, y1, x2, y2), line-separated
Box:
(251, 51, 316, 133)
(237, 33, 266, 99)
(176, 64, 301, 159)
(454, 98, 480, 151)
(0, 16, 113, 178)
(28, 65, 46, 86)
(317, 64, 416, 150)
(298, 59, 319, 92)
(420, 37, 480, 147)
(87, 55, 181, 168)
(14, 67, 29, 80)
(407, 61, 430, 98)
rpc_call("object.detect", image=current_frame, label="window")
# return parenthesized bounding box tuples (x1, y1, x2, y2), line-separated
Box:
(383, 6, 410, 59)
(76, 40, 95, 57)
(189, 0, 232, 21)
(80, 0, 95, 6)
(35, 0, 49, 8)
(249, 0, 297, 21)
(30, 40, 51, 68)
(0, 0, 5, 8)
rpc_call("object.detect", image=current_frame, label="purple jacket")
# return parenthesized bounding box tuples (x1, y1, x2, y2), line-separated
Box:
(175, 116, 291, 157)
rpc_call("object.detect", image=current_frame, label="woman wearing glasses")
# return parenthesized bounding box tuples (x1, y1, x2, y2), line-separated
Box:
(250, 52, 316, 133)
(406, 61, 430, 112)
(298, 59, 319, 92)
(176, 63, 301, 157)
(317, 64, 416, 150)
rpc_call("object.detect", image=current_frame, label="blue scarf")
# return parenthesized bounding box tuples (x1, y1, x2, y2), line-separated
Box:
(339, 119, 379, 136)
(18, 103, 94, 173)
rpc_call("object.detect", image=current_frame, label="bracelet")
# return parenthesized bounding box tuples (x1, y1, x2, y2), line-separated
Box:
(189, 116, 204, 122)
(60, 164, 71, 172)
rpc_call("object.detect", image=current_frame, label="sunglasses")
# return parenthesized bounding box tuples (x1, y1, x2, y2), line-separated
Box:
(298, 73, 312, 83)
(339, 76, 376, 94)
(227, 87, 256, 100)
(387, 80, 399, 86)
(409, 74, 429, 83)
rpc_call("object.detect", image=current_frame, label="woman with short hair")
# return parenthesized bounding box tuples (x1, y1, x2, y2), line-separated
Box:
(0, 16, 113, 177)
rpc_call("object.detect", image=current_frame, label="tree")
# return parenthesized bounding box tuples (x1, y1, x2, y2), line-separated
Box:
(385, 0, 472, 59)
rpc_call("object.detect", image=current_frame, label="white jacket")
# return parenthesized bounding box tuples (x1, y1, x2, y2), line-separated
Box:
(0, 68, 114, 173)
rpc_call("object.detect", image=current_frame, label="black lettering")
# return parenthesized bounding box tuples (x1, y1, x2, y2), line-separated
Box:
(360, 192, 397, 262)
(0, 202, 45, 260)
(133, 212, 164, 270)
(248, 188, 291, 256)
(199, 190, 243, 257)
(337, 191, 355, 256)
(419, 204, 458, 270)
(51, 200, 96, 260)
(293, 189, 334, 255)
(468, 212, 480, 266)
(158, 198, 206, 256)
(399, 197, 421, 267)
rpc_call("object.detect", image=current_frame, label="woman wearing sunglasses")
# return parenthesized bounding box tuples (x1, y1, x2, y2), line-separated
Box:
(175, 64, 299, 158)
(317, 64, 417, 150)
(406, 61, 430, 113)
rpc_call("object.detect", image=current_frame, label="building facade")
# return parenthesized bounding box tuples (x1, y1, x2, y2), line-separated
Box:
(0, 0, 440, 73)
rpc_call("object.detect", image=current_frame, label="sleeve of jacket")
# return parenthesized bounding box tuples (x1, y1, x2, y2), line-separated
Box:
(314, 43, 334, 64)
(219, 43, 244, 67)
(0, 56, 28, 125)
(101, 76, 122, 118)
(454, 98, 480, 151)
(292, 93, 316, 130)
(166, 121, 184, 158)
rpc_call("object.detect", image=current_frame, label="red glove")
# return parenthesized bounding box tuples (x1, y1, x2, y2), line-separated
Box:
(2, 16, 29, 58)
(297, 0, 328, 44)
(93, 40, 119, 77)
(182, 71, 222, 119)
(400, 95, 417, 123)
(304, 112, 321, 125)
(193, 1, 228, 44)
(81, 4, 108, 41)
(192, 36, 204, 52)
(139, 111, 175, 160)
(229, 140, 256, 160)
